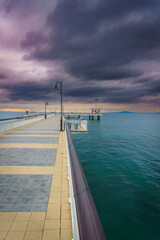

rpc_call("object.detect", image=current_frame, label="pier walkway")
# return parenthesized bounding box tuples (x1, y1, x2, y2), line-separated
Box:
(0, 116, 72, 240)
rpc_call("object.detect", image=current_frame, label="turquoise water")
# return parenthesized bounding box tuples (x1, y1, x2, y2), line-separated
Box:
(72, 113, 160, 240)
(0, 111, 25, 119)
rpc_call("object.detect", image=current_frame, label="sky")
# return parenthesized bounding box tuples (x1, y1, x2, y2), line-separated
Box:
(0, 0, 160, 112)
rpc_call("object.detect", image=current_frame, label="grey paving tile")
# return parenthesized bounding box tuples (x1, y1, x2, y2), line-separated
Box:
(30, 202, 48, 212)
(0, 148, 57, 166)
(1, 195, 19, 203)
(20, 190, 37, 197)
(0, 194, 5, 201)
(0, 137, 59, 144)
(0, 174, 52, 212)
(17, 196, 34, 203)
(7, 189, 22, 195)
(12, 202, 32, 212)
(0, 203, 14, 211)
(7, 132, 59, 135)
(33, 195, 49, 203)
(0, 188, 10, 194)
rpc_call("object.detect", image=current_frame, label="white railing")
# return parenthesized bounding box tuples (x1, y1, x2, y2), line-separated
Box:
(65, 128, 80, 240)
(66, 119, 87, 131)
(81, 120, 87, 130)
(0, 115, 49, 133)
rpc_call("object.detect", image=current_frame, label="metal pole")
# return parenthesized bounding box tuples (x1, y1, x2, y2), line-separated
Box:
(60, 82, 63, 131)
(45, 102, 47, 119)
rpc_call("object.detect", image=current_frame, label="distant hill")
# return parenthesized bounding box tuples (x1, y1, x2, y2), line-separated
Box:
(119, 111, 133, 113)
(109, 111, 134, 114)
(107, 111, 160, 114)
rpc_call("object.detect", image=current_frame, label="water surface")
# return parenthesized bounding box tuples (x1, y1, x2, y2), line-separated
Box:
(72, 113, 160, 240)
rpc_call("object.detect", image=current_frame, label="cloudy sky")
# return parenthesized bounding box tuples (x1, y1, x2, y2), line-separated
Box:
(0, 0, 160, 112)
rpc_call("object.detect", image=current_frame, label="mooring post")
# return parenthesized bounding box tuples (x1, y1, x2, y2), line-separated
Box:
(97, 115, 100, 120)
(89, 115, 91, 120)
(92, 115, 94, 120)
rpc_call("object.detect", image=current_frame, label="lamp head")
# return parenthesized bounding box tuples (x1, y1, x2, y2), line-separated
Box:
(54, 83, 59, 91)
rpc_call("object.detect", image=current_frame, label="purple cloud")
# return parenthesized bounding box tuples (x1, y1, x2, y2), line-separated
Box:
(0, 0, 160, 109)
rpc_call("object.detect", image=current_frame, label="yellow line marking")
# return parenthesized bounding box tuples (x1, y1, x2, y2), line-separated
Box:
(2, 135, 59, 137)
(0, 143, 57, 148)
(0, 166, 54, 174)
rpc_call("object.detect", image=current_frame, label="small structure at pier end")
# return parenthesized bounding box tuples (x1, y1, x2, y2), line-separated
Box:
(65, 108, 102, 121)
(66, 119, 88, 132)
(90, 107, 102, 120)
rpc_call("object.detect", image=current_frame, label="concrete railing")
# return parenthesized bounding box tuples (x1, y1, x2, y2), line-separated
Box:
(0, 115, 54, 133)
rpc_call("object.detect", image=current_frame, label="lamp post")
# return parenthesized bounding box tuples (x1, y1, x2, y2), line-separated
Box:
(45, 101, 49, 119)
(54, 81, 63, 131)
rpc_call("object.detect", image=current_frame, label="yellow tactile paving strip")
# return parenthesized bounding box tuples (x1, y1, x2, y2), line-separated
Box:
(45, 131, 73, 240)
(2, 135, 59, 137)
(0, 166, 54, 175)
(0, 143, 57, 149)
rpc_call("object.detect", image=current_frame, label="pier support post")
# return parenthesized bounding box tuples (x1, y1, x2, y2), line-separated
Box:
(68, 115, 70, 119)
(78, 115, 80, 119)
(89, 115, 91, 120)
(97, 115, 100, 120)
(92, 115, 94, 120)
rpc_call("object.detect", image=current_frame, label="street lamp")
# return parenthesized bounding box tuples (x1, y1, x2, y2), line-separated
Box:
(54, 81, 63, 131)
(45, 101, 49, 119)
(55, 107, 57, 116)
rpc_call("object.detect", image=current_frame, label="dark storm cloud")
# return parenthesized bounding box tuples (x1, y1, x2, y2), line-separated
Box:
(21, 31, 48, 50)
(65, 84, 150, 104)
(0, 74, 6, 79)
(68, 66, 142, 81)
(24, 0, 160, 69)
(2, 0, 160, 105)
(0, 79, 55, 102)
(10, 82, 51, 101)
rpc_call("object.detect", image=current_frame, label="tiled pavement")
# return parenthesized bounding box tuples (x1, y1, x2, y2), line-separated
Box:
(0, 149, 57, 166)
(0, 116, 73, 240)
(0, 137, 59, 143)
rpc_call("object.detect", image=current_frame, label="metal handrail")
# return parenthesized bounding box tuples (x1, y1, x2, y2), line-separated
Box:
(66, 124, 106, 240)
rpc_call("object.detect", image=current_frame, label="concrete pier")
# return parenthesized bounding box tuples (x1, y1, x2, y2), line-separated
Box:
(0, 116, 72, 240)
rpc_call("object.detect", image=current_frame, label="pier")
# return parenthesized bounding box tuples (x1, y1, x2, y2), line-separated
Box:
(0, 116, 73, 240)
(0, 115, 106, 240)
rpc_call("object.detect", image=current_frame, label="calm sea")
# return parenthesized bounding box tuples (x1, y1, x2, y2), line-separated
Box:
(72, 113, 160, 240)
(0, 111, 159, 239)
(0, 111, 25, 119)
